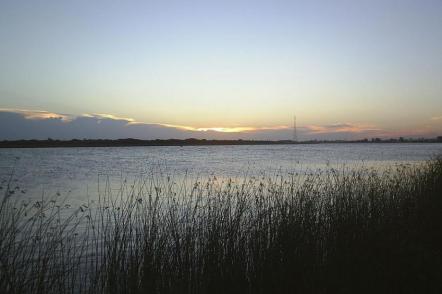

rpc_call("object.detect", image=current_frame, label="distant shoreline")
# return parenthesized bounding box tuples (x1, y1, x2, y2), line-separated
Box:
(1, 137, 441, 148)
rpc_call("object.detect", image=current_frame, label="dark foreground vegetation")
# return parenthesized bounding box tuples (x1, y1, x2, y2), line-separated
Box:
(1, 136, 442, 148)
(1, 158, 442, 293)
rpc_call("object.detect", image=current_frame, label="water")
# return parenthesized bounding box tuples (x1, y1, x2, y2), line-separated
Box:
(1, 143, 441, 203)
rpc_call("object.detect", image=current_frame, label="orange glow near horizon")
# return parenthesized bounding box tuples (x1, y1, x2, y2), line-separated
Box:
(157, 123, 289, 133)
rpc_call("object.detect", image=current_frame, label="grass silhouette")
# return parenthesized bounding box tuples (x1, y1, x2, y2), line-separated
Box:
(1, 158, 441, 293)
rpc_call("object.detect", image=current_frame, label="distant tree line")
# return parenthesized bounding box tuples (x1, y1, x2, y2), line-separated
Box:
(0, 136, 441, 148)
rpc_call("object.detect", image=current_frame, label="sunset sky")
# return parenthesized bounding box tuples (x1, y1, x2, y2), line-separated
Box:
(1, 0, 442, 140)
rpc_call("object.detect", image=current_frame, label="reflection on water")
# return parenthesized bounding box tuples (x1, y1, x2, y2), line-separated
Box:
(1, 143, 441, 203)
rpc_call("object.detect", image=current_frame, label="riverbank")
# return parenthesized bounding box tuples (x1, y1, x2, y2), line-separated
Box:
(1, 137, 442, 148)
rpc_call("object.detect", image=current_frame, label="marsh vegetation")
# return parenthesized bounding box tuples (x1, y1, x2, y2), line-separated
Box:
(1, 158, 441, 293)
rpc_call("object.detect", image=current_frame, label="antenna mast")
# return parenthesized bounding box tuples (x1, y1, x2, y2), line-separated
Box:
(293, 115, 297, 142)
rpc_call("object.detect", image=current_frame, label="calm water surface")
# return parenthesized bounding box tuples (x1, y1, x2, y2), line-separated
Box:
(1, 143, 441, 203)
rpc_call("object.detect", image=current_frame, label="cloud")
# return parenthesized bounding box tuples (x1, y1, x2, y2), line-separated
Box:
(0, 108, 439, 140)
(156, 124, 289, 133)
(431, 116, 442, 121)
(0, 109, 190, 140)
(83, 113, 137, 123)
(0, 108, 72, 121)
(0, 108, 293, 140)
(303, 123, 382, 134)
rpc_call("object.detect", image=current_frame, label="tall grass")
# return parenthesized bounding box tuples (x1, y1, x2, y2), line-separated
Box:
(1, 158, 442, 293)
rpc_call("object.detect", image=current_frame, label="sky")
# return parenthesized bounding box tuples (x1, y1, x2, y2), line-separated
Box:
(0, 0, 441, 140)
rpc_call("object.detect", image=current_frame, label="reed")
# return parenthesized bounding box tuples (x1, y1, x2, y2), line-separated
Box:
(1, 158, 441, 293)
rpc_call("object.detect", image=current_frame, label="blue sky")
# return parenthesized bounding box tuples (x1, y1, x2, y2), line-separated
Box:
(1, 0, 441, 139)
